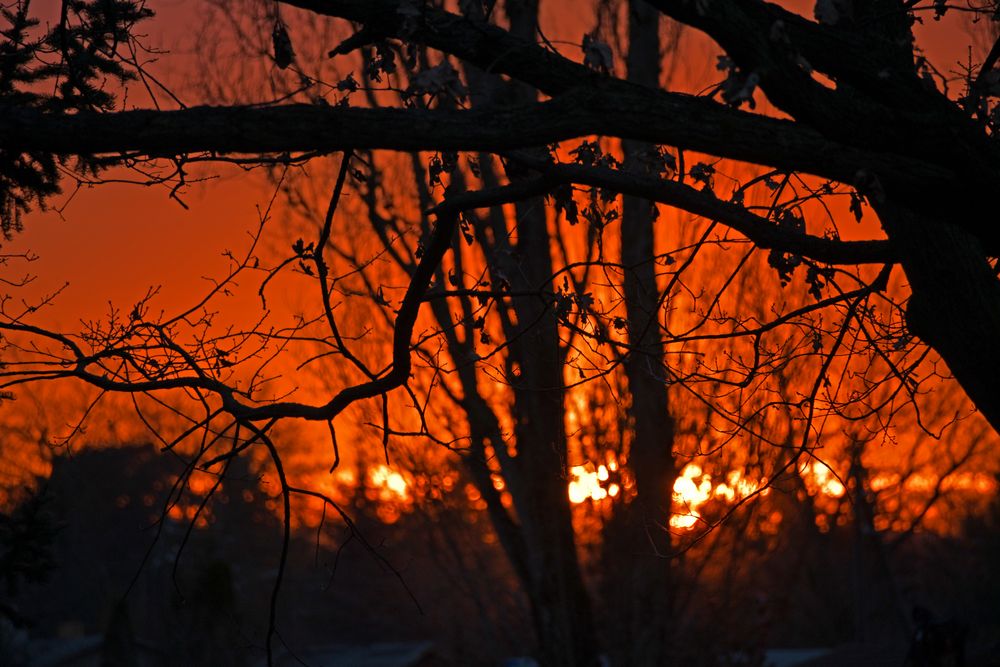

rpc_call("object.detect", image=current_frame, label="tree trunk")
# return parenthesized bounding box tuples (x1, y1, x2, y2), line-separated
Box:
(508, 194, 600, 667)
(604, 3, 678, 664)
(877, 202, 1000, 433)
(423, 196, 599, 665)
(419, 3, 601, 663)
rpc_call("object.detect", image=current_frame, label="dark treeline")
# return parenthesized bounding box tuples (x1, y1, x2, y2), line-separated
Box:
(2, 443, 999, 666)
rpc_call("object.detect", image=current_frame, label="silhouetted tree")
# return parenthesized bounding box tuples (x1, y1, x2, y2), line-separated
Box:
(3, 1, 1000, 665)
(0, 482, 57, 598)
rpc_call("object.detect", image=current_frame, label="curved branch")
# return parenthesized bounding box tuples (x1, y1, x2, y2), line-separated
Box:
(432, 161, 893, 265)
(539, 161, 896, 265)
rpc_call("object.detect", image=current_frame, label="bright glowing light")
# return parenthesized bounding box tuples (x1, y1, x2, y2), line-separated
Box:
(870, 472, 900, 492)
(566, 460, 776, 530)
(369, 464, 410, 500)
(672, 466, 712, 508)
(905, 474, 936, 493)
(569, 464, 610, 503)
(566, 455, 998, 534)
(670, 513, 699, 530)
(669, 463, 770, 531)
(671, 464, 713, 530)
(800, 461, 846, 498)
(491, 473, 506, 491)
(568, 461, 620, 503)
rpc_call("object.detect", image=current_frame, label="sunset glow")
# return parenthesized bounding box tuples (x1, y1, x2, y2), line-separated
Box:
(4, 1, 1000, 663)
(799, 461, 847, 499)
(569, 463, 616, 503)
(369, 464, 410, 500)
(668, 463, 772, 530)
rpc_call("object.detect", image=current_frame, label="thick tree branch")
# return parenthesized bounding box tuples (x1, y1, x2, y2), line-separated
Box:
(648, 1, 986, 161)
(299, 0, 590, 96)
(291, 0, 998, 246)
(651, 0, 844, 123)
(0, 93, 958, 198)
(648, 0, 924, 102)
(303, 0, 969, 157)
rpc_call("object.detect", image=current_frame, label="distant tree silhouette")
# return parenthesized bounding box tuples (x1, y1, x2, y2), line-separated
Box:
(0, 482, 57, 599)
(3, 1, 1000, 665)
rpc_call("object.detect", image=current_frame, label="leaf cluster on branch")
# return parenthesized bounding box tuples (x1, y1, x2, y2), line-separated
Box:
(0, 0, 152, 236)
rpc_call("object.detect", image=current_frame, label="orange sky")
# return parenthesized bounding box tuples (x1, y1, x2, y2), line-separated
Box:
(3, 1, 998, 524)
(6, 0, 266, 325)
(5, 0, 985, 326)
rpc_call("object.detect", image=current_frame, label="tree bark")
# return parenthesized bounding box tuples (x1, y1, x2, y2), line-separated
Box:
(606, 3, 677, 664)
(418, 3, 600, 664)
(877, 202, 1000, 434)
